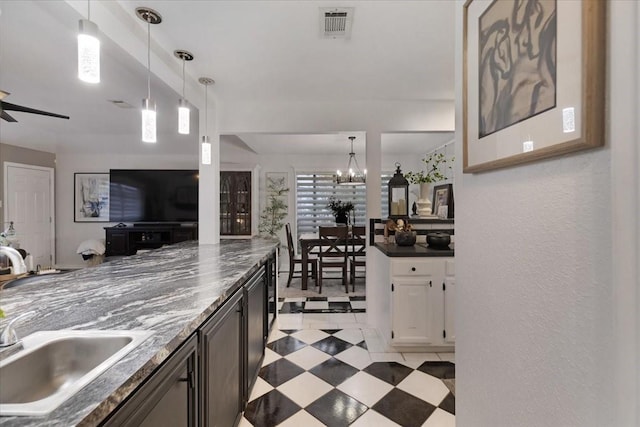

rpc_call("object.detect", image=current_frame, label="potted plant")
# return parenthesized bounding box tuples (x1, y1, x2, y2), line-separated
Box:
(258, 175, 289, 239)
(404, 153, 453, 217)
(326, 197, 354, 225)
(404, 152, 453, 185)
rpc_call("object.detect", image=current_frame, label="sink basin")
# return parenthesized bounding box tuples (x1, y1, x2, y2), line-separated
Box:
(0, 329, 153, 416)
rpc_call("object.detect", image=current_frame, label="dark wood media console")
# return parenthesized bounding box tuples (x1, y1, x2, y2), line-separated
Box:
(105, 225, 198, 257)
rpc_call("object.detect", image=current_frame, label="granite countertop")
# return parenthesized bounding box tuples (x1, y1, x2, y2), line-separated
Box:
(0, 239, 278, 427)
(374, 242, 454, 257)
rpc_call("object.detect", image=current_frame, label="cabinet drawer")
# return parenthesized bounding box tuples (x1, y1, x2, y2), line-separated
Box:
(392, 260, 434, 276)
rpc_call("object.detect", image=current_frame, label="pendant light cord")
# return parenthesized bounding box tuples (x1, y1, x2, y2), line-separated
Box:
(147, 17, 151, 99)
(204, 84, 208, 134)
(182, 58, 186, 98)
(87, 0, 91, 20)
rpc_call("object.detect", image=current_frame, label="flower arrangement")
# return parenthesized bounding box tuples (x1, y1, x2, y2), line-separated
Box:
(326, 197, 354, 217)
(404, 152, 454, 184)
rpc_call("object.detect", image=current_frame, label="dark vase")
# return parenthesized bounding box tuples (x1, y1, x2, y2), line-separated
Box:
(335, 213, 348, 225)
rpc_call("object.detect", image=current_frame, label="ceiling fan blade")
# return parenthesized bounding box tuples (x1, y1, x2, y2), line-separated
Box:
(0, 101, 69, 120)
(1, 110, 18, 122)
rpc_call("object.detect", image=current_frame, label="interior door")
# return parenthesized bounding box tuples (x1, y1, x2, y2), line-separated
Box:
(4, 163, 54, 267)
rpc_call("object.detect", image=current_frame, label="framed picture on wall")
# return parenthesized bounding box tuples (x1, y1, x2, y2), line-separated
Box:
(463, 0, 606, 173)
(74, 173, 109, 222)
(432, 183, 454, 219)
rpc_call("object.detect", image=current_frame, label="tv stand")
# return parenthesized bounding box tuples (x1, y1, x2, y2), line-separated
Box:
(133, 222, 181, 227)
(105, 224, 198, 257)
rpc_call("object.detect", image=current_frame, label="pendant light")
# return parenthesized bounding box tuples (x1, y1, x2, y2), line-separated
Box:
(136, 7, 162, 143)
(78, 0, 100, 83)
(174, 50, 194, 135)
(199, 77, 215, 165)
(336, 136, 366, 185)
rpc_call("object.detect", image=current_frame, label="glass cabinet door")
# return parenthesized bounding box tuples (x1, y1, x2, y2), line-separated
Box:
(220, 171, 251, 236)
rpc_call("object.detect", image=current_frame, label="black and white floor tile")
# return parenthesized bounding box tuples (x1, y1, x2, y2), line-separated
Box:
(240, 315, 455, 427)
(278, 296, 367, 314)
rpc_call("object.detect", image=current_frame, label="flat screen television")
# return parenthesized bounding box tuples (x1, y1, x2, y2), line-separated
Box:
(109, 169, 198, 223)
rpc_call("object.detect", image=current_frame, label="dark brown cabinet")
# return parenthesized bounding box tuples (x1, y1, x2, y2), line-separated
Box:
(101, 335, 198, 427)
(200, 291, 244, 427)
(220, 171, 251, 236)
(105, 225, 198, 257)
(104, 256, 274, 427)
(244, 269, 266, 401)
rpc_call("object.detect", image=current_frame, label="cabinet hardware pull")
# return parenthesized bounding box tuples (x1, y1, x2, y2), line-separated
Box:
(429, 280, 432, 287)
(411, 267, 416, 271)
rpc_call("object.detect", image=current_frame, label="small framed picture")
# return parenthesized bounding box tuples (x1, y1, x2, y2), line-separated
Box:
(74, 173, 110, 222)
(432, 183, 454, 219)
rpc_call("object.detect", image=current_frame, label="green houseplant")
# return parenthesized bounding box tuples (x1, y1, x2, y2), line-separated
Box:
(258, 175, 289, 238)
(404, 152, 453, 184)
(327, 197, 354, 224)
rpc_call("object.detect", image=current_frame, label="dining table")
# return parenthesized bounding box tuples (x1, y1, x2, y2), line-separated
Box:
(298, 230, 366, 290)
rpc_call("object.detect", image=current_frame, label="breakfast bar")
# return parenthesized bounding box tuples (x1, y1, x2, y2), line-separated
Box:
(0, 239, 278, 426)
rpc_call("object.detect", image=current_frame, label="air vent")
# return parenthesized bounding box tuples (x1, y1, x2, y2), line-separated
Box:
(108, 100, 134, 109)
(320, 7, 353, 39)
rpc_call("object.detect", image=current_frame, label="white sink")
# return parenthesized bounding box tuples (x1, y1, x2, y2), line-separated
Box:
(0, 329, 153, 416)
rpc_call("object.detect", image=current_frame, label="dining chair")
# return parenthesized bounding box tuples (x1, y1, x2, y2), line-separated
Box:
(285, 223, 317, 287)
(317, 225, 349, 293)
(349, 225, 366, 291)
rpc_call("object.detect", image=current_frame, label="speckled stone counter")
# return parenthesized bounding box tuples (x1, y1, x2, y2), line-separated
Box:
(374, 242, 454, 257)
(0, 239, 278, 426)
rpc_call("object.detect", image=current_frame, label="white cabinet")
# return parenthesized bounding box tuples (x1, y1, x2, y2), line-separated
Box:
(390, 258, 454, 348)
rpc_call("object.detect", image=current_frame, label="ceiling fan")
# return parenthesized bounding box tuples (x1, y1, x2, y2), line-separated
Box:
(0, 90, 70, 122)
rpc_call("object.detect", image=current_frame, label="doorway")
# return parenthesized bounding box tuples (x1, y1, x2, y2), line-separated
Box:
(3, 162, 55, 267)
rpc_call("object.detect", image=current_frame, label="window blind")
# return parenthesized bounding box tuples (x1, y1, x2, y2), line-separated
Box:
(295, 172, 393, 239)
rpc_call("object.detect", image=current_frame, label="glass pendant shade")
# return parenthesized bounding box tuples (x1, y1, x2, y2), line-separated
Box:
(178, 98, 190, 134)
(142, 98, 157, 143)
(78, 19, 100, 83)
(202, 136, 212, 165)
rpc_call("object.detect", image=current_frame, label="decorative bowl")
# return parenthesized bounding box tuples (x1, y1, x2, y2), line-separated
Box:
(426, 232, 451, 248)
(395, 231, 417, 246)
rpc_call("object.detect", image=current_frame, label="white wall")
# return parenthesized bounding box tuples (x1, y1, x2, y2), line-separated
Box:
(56, 153, 198, 268)
(455, 1, 638, 426)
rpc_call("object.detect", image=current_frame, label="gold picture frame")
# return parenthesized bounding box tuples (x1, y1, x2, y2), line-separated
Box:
(463, 0, 606, 173)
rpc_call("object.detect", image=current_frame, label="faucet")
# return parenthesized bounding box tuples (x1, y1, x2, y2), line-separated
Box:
(0, 246, 27, 275)
(0, 311, 36, 347)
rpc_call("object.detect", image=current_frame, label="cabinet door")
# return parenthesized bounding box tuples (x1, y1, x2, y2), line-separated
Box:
(105, 230, 128, 256)
(200, 291, 243, 427)
(392, 278, 437, 345)
(102, 335, 198, 427)
(245, 269, 266, 402)
(220, 172, 251, 236)
(443, 259, 455, 344)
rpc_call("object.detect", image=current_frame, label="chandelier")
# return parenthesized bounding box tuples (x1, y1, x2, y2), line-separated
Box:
(336, 136, 366, 186)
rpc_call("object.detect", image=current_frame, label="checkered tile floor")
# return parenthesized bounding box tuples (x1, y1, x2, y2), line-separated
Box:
(241, 326, 455, 427)
(278, 296, 366, 314)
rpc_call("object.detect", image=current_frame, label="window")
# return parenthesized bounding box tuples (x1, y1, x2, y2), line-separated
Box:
(296, 172, 393, 239)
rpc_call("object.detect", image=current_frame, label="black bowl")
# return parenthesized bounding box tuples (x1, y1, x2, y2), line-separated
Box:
(426, 232, 451, 248)
(395, 231, 417, 246)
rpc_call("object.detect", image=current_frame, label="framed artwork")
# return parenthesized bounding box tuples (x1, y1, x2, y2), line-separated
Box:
(74, 173, 110, 222)
(432, 183, 454, 219)
(463, 0, 606, 173)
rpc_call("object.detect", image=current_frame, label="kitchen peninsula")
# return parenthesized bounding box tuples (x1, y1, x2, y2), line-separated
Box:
(0, 239, 278, 426)
(368, 219, 455, 352)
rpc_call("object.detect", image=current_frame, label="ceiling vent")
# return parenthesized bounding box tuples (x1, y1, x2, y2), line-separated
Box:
(320, 7, 353, 39)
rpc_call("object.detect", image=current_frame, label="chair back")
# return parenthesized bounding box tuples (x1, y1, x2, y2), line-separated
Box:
(350, 226, 366, 260)
(285, 223, 296, 262)
(318, 226, 348, 262)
